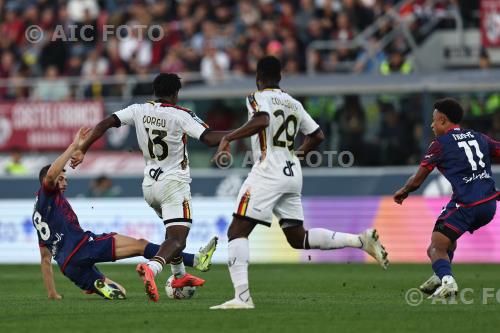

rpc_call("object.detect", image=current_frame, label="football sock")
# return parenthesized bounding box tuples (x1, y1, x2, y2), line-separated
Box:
(447, 250, 454, 263)
(143, 243, 194, 267)
(144, 243, 159, 259)
(228, 238, 251, 302)
(432, 258, 453, 280)
(170, 256, 186, 278)
(147, 256, 165, 276)
(306, 228, 362, 249)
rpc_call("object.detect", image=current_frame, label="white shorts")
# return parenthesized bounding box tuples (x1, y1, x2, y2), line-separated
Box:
(142, 179, 192, 228)
(233, 179, 304, 228)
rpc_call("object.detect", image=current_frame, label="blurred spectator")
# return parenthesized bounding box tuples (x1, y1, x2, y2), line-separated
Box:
(118, 22, 152, 68)
(67, 0, 99, 23)
(87, 175, 121, 197)
(31, 66, 70, 101)
(4, 150, 28, 175)
(200, 44, 230, 85)
(379, 50, 413, 75)
(479, 48, 491, 70)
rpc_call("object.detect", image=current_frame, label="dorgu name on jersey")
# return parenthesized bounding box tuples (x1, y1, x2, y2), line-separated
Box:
(143, 115, 166, 128)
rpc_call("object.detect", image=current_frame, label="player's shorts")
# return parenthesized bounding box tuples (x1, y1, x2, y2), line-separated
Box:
(143, 178, 192, 228)
(60, 232, 116, 292)
(233, 180, 304, 228)
(433, 199, 497, 242)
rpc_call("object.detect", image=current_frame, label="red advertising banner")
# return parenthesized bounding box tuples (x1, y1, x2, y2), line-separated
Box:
(0, 101, 104, 151)
(481, 0, 500, 47)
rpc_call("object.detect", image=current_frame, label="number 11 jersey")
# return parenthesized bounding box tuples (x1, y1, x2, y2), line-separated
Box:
(420, 127, 500, 206)
(113, 101, 209, 185)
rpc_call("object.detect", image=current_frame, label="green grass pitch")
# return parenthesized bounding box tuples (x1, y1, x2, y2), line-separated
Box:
(1, 264, 499, 332)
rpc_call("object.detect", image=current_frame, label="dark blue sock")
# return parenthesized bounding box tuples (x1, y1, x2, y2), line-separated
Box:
(144, 243, 160, 259)
(447, 250, 454, 263)
(432, 258, 452, 279)
(182, 253, 194, 267)
(143, 243, 195, 267)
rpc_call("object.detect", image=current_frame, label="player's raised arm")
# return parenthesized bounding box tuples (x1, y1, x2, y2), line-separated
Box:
(70, 115, 121, 168)
(39, 246, 62, 300)
(45, 127, 91, 189)
(213, 113, 270, 159)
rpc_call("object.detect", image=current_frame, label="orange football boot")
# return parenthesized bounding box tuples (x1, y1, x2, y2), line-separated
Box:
(171, 273, 206, 288)
(136, 263, 159, 302)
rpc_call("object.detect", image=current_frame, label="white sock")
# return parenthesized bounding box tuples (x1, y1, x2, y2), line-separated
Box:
(228, 238, 251, 302)
(307, 228, 362, 249)
(147, 259, 163, 276)
(170, 260, 186, 278)
(193, 254, 199, 267)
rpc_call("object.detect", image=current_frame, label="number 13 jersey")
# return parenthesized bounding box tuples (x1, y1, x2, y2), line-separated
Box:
(245, 89, 320, 191)
(113, 101, 209, 185)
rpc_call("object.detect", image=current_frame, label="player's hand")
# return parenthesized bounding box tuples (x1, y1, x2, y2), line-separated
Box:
(393, 188, 409, 205)
(72, 127, 91, 147)
(70, 150, 85, 169)
(212, 136, 231, 163)
(48, 292, 63, 300)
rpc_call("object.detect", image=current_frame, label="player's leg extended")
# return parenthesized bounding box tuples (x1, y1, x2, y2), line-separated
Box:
(112, 234, 198, 268)
(277, 193, 389, 269)
(281, 224, 388, 269)
(210, 216, 257, 310)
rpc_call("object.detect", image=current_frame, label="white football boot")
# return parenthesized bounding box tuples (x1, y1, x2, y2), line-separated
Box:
(210, 297, 255, 310)
(359, 229, 389, 270)
(419, 274, 441, 294)
(428, 275, 458, 299)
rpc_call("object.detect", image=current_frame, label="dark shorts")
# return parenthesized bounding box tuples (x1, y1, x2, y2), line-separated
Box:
(433, 200, 497, 242)
(60, 232, 116, 292)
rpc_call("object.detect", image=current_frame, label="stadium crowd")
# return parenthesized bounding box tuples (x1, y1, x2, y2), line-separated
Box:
(0, 0, 490, 167)
(0, 0, 473, 95)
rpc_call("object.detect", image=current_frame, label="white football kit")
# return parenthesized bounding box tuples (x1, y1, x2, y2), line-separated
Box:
(114, 101, 209, 227)
(234, 89, 320, 227)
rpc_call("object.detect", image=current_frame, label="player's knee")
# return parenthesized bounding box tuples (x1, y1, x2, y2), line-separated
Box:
(170, 237, 186, 252)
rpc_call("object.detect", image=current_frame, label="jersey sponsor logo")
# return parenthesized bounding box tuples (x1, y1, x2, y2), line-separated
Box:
(283, 160, 295, 177)
(149, 167, 164, 181)
(463, 170, 492, 184)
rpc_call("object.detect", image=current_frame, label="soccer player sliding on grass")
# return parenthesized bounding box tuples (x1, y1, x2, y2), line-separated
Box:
(210, 56, 389, 310)
(35, 128, 217, 300)
(394, 98, 500, 299)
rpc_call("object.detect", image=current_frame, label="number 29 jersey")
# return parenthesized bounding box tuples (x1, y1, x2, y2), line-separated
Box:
(113, 101, 209, 185)
(420, 127, 500, 206)
(246, 89, 320, 191)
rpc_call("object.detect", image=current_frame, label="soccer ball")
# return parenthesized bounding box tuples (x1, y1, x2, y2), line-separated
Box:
(165, 275, 196, 300)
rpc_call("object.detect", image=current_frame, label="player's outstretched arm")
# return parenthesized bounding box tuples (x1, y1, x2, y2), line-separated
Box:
(200, 130, 232, 147)
(213, 113, 270, 158)
(393, 166, 432, 204)
(296, 128, 325, 157)
(70, 116, 120, 168)
(45, 127, 91, 189)
(39, 246, 62, 300)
